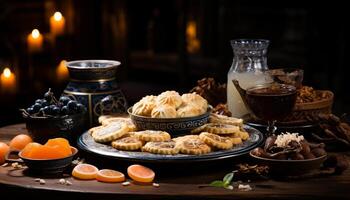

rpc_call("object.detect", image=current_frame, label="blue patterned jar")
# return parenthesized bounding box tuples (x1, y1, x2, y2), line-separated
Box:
(63, 60, 128, 127)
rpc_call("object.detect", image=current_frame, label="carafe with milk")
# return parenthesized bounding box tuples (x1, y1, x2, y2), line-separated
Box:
(227, 39, 270, 118)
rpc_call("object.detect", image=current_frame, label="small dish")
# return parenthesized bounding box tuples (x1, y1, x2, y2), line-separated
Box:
(128, 106, 211, 136)
(19, 147, 78, 174)
(249, 151, 327, 176)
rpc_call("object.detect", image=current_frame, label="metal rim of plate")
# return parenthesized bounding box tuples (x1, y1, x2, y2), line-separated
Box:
(77, 125, 264, 163)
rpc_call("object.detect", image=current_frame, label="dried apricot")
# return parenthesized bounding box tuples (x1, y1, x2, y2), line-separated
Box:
(72, 164, 99, 180)
(20, 137, 72, 160)
(0, 142, 10, 164)
(96, 169, 125, 183)
(21, 142, 41, 158)
(127, 164, 155, 183)
(45, 138, 72, 155)
(9, 134, 32, 151)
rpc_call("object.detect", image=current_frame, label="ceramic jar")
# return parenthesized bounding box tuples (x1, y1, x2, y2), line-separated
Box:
(63, 60, 128, 127)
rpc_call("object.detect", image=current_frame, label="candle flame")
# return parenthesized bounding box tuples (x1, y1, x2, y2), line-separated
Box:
(54, 12, 63, 21)
(3, 68, 12, 78)
(31, 29, 40, 39)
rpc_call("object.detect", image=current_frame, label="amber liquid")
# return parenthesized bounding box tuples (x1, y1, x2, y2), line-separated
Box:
(246, 84, 297, 121)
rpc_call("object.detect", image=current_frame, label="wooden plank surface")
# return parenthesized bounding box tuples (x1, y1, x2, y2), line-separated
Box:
(1, 124, 350, 200)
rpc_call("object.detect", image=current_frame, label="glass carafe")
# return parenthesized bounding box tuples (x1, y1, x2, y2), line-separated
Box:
(227, 39, 270, 118)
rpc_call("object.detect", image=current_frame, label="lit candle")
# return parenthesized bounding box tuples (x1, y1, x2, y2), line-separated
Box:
(0, 68, 16, 93)
(27, 29, 43, 53)
(50, 12, 65, 36)
(56, 60, 69, 81)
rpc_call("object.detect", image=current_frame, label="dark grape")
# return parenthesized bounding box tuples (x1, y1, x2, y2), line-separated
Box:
(41, 99, 49, 107)
(42, 106, 51, 115)
(61, 106, 69, 115)
(52, 106, 61, 115)
(32, 103, 42, 112)
(26, 107, 34, 114)
(59, 96, 71, 105)
(35, 99, 42, 104)
(67, 100, 78, 111)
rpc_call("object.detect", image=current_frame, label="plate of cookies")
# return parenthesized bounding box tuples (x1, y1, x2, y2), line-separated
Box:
(77, 112, 264, 163)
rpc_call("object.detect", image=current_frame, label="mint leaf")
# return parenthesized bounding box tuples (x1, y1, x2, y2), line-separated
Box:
(223, 172, 234, 186)
(209, 180, 225, 187)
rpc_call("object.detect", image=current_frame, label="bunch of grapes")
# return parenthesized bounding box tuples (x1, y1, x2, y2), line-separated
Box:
(23, 89, 86, 117)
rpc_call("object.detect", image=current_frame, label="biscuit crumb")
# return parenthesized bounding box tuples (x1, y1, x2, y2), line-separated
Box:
(152, 183, 160, 187)
(1, 163, 9, 167)
(39, 179, 46, 185)
(122, 181, 130, 186)
(59, 179, 66, 184)
(34, 178, 41, 182)
(238, 184, 252, 191)
(66, 180, 72, 185)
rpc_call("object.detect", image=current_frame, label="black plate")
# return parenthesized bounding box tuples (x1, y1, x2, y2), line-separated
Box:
(77, 125, 264, 163)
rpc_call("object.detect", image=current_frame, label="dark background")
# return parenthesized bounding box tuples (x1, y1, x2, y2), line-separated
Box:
(0, 0, 349, 126)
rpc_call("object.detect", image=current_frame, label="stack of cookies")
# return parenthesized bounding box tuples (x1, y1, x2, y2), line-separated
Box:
(89, 113, 249, 155)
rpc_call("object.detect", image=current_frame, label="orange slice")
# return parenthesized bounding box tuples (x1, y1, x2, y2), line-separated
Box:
(72, 164, 99, 180)
(96, 169, 125, 183)
(45, 138, 72, 155)
(127, 164, 155, 183)
(9, 134, 33, 151)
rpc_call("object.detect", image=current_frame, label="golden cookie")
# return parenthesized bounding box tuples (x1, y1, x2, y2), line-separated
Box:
(190, 124, 208, 134)
(181, 93, 208, 113)
(88, 126, 103, 135)
(156, 91, 183, 108)
(176, 104, 205, 117)
(204, 123, 240, 134)
(173, 135, 200, 142)
(228, 136, 243, 145)
(199, 132, 233, 150)
(101, 117, 137, 131)
(132, 101, 156, 116)
(175, 137, 211, 155)
(134, 130, 171, 142)
(238, 127, 250, 140)
(92, 122, 129, 143)
(142, 140, 179, 155)
(151, 104, 177, 118)
(111, 136, 143, 151)
(209, 113, 243, 126)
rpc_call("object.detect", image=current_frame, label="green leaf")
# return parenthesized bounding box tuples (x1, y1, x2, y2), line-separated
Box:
(209, 180, 225, 187)
(223, 172, 234, 185)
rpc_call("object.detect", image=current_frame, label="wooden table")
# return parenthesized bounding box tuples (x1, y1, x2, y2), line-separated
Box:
(1, 124, 350, 200)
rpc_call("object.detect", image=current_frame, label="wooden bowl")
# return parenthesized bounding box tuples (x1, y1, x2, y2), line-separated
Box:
(249, 151, 327, 176)
(281, 90, 334, 124)
(128, 107, 211, 136)
(19, 147, 78, 174)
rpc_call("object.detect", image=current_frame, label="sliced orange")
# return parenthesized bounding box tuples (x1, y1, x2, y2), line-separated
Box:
(9, 134, 33, 151)
(45, 138, 72, 155)
(127, 164, 155, 183)
(96, 169, 125, 183)
(72, 164, 99, 180)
